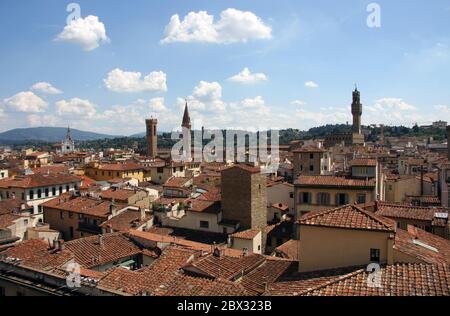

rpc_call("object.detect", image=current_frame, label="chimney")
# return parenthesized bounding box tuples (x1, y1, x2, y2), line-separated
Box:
(98, 235, 104, 247)
(243, 248, 249, 257)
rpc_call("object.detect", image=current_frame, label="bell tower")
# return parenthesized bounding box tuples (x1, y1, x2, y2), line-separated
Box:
(146, 118, 158, 158)
(351, 85, 362, 134)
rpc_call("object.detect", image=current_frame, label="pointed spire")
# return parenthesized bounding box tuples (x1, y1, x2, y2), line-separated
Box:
(66, 125, 72, 141)
(182, 100, 191, 129)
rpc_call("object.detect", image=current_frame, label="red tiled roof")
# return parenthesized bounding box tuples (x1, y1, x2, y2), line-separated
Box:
(375, 202, 447, 222)
(183, 253, 266, 280)
(299, 205, 395, 232)
(295, 175, 376, 188)
(239, 258, 296, 295)
(274, 239, 300, 261)
(32, 165, 70, 174)
(299, 264, 450, 296)
(394, 226, 450, 265)
(188, 200, 221, 214)
(97, 162, 144, 171)
(129, 230, 243, 257)
(100, 189, 136, 202)
(223, 164, 261, 174)
(64, 233, 142, 268)
(0, 173, 81, 189)
(42, 196, 112, 218)
(0, 213, 21, 229)
(0, 199, 31, 215)
(230, 228, 261, 240)
(99, 209, 151, 232)
(163, 177, 192, 188)
(0, 239, 73, 270)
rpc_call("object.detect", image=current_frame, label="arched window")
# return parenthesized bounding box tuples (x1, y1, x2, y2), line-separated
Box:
(45, 188, 49, 197)
(29, 190, 34, 200)
(37, 189, 42, 199)
(59, 186, 63, 194)
(52, 187, 56, 196)
(66, 185, 70, 192)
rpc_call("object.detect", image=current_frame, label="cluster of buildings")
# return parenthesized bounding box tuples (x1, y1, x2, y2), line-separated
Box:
(0, 88, 449, 296)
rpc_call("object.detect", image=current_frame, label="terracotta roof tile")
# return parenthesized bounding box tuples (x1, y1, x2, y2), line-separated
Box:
(64, 233, 142, 268)
(394, 226, 450, 265)
(299, 205, 395, 232)
(295, 175, 376, 187)
(231, 228, 261, 240)
(375, 202, 448, 222)
(300, 264, 450, 296)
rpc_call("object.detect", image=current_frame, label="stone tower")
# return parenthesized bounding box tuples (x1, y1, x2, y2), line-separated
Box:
(146, 118, 158, 158)
(352, 86, 362, 134)
(221, 165, 267, 230)
(181, 101, 191, 161)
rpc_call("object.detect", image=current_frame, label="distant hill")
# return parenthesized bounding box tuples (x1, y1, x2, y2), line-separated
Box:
(130, 131, 165, 138)
(0, 127, 120, 144)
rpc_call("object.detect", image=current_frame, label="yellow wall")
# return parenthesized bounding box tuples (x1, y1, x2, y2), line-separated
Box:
(298, 225, 392, 272)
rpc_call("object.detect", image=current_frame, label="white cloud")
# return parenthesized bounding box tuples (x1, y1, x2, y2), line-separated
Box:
(193, 81, 222, 101)
(104, 68, 168, 93)
(149, 97, 168, 112)
(2, 91, 48, 113)
(27, 114, 60, 127)
(228, 68, 268, 84)
(0, 108, 6, 118)
(56, 15, 109, 51)
(241, 96, 266, 109)
(55, 98, 97, 118)
(305, 81, 319, 88)
(291, 100, 306, 106)
(161, 8, 272, 44)
(31, 82, 63, 95)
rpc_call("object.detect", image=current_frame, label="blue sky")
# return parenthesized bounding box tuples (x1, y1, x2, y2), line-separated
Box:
(0, 0, 449, 135)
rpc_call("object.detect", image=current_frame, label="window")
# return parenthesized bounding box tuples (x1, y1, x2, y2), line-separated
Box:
(59, 186, 63, 194)
(21, 192, 25, 200)
(310, 154, 314, 159)
(23, 219, 29, 226)
(37, 189, 42, 199)
(317, 193, 331, 206)
(69, 212, 73, 219)
(289, 192, 294, 198)
(60, 211, 64, 220)
(309, 165, 314, 172)
(336, 193, 349, 206)
(66, 185, 70, 192)
(0, 286, 5, 296)
(117, 172, 120, 177)
(300, 192, 311, 204)
(357, 194, 366, 204)
(52, 187, 56, 196)
(45, 188, 49, 197)
(157, 167, 164, 173)
(200, 221, 209, 229)
(69, 227, 74, 239)
(370, 249, 380, 263)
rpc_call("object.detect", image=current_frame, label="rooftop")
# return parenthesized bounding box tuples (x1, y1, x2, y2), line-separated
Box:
(295, 175, 376, 188)
(299, 205, 395, 233)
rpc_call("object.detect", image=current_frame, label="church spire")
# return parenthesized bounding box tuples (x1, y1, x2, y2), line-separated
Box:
(66, 125, 72, 141)
(182, 100, 191, 130)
